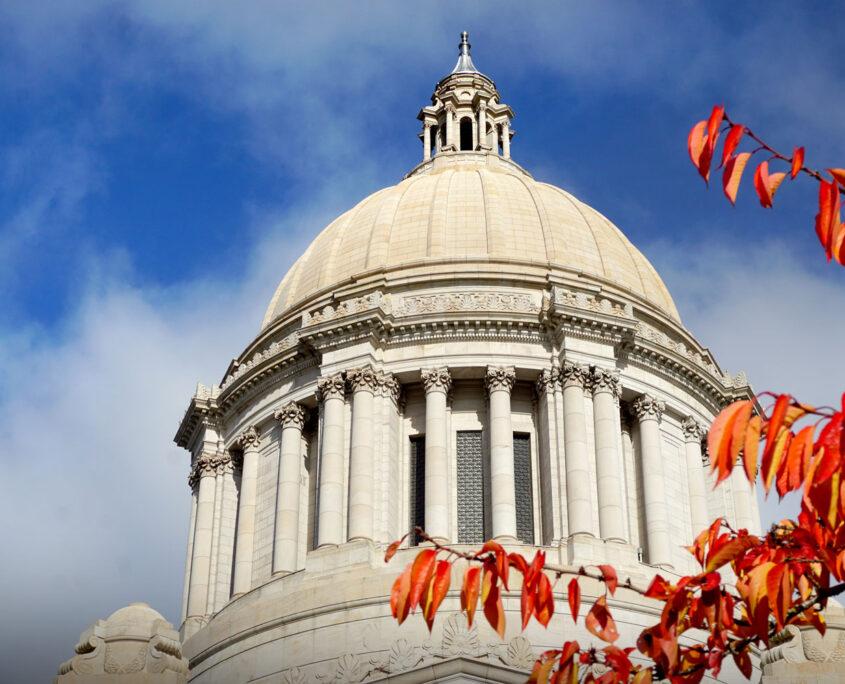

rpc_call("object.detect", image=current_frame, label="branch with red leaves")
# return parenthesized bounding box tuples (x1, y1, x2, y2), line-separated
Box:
(688, 106, 845, 264)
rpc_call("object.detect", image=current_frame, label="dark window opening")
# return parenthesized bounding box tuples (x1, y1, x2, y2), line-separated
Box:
(457, 430, 485, 543)
(430, 125, 439, 156)
(460, 117, 474, 151)
(409, 435, 426, 545)
(513, 433, 535, 544)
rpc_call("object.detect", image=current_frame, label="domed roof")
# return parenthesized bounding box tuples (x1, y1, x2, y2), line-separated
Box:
(262, 155, 679, 328)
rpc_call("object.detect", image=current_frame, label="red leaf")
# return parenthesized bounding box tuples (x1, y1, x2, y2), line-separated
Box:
(743, 415, 763, 483)
(481, 540, 509, 590)
(644, 574, 673, 600)
(568, 578, 581, 623)
(733, 650, 752, 679)
(829, 168, 845, 188)
(597, 565, 619, 596)
(408, 549, 437, 610)
(585, 595, 620, 642)
(422, 560, 451, 631)
(705, 535, 758, 573)
(461, 566, 481, 626)
(384, 539, 402, 563)
(815, 179, 841, 261)
(722, 152, 751, 205)
(790, 147, 805, 179)
(720, 124, 744, 167)
(708, 400, 754, 485)
(483, 581, 506, 638)
(753, 161, 786, 208)
(391, 562, 413, 624)
(761, 394, 792, 493)
(688, 120, 707, 174)
(534, 572, 555, 627)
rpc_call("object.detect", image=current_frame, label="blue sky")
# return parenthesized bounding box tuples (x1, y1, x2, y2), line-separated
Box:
(2, 2, 845, 681)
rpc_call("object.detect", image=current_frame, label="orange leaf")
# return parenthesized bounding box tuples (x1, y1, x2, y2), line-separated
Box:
(815, 179, 841, 261)
(632, 668, 653, 684)
(742, 415, 763, 483)
(408, 549, 437, 610)
(534, 572, 555, 627)
(753, 161, 786, 208)
(384, 539, 402, 563)
(422, 559, 451, 631)
(585, 595, 619, 642)
(568, 578, 581, 623)
(483, 581, 506, 638)
(529, 656, 556, 684)
(687, 120, 707, 173)
(763, 394, 791, 465)
(708, 400, 753, 485)
(481, 540, 509, 590)
(729, 401, 754, 467)
(720, 124, 744, 167)
(597, 565, 619, 596)
(829, 168, 845, 188)
(391, 562, 413, 624)
(644, 574, 673, 600)
(790, 147, 804, 179)
(733, 650, 752, 679)
(461, 566, 481, 626)
(705, 535, 758, 573)
(722, 152, 751, 205)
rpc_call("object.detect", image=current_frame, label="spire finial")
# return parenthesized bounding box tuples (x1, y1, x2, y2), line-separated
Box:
(451, 30, 479, 74)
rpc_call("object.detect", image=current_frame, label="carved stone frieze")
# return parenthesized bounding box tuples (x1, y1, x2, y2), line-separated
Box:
(551, 286, 633, 318)
(485, 365, 516, 393)
(397, 291, 539, 317)
(236, 425, 261, 450)
(220, 334, 299, 392)
(347, 365, 379, 393)
(535, 367, 560, 397)
(275, 402, 306, 430)
(561, 362, 590, 389)
(633, 394, 665, 421)
(303, 291, 389, 325)
(316, 372, 346, 402)
(681, 416, 706, 442)
(591, 367, 621, 398)
(421, 366, 452, 394)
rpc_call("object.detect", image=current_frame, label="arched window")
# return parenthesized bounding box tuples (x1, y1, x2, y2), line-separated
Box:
(430, 125, 439, 156)
(460, 117, 473, 151)
(497, 124, 504, 155)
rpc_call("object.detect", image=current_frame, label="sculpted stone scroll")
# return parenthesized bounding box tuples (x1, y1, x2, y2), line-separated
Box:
(485, 365, 516, 393)
(316, 372, 346, 402)
(421, 366, 452, 394)
(275, 401, 306, 430)
(633, 393, 665, 421)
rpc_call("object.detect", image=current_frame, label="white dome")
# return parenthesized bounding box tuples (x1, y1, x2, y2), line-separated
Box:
(262, 154, 679, 329)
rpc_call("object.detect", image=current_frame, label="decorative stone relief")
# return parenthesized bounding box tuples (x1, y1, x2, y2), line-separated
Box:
(535, 367, 560, 397)
(347, 365, 379, 393)
(762, 623, 845, 667)
(275, 401, 306, 430)
(485, 365, 516, 393)
(552, 286, 633, 318)
(591, 367, 621, 398)
(279, 666, 306, 684)
(633, 394, 665, 421)
(220, 334, 299, 391)
(681, 416, 706, 442)
(236, 425, 261, 450)
(187, 452, 220, 488)
(421, 366, 452, 394)
(316, 653, 369, 682)
(388, 638, 427, 672)
(502, 636, 536, 669)
(375, 371, 402, 403)
(316, 372, 346, 401)
(561, 362, 590, 389)
(441, 613, 480, 657)
(397, 291, 539, 317)
(303, 291, 388, 325)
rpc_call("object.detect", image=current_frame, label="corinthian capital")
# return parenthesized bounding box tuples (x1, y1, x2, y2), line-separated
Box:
(421, 367, 452, 394)
(561, 362, 590, 389)
(633, 394, 665, 421)
(316, 372, 346, 402)
(591, 367, 621, 398)
(347, 365, 379, 393)
(376, 371, 402, 403)
(485, 365, 516, 393)
(275, 402, 306, 430)
(535, 368, 560, 397)
(237, 425, 261, 450)
(682, 416, 705, 442)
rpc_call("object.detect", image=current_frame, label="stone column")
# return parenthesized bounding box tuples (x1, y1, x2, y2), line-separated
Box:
(316, 372, 346, 548)
(421, 367, 451, 543)
(682, 417, 710, 540)
(232, 426, 261, 596)
(486, 366, 518, 541)
(477, 102, 488, 150)
(502, 121, 511, 159)
(592, 367, 627, 543)
(423, 123, 431, 161)
(445, 106, 455, 150)
(181, 487, 198, 622)
(272, 402, 306, 575)
(186, 454, 217, 619)
(633, 394, 672, 569)
(732, 462, 756, 533)
(347, 365, 378, 542)
(535, 369, 560, 544)
(562, 362, 593, 537)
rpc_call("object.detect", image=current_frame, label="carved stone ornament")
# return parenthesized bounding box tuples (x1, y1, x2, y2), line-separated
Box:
(681, 415, 705, 442)
(485, 365, 516, 393)
(561, 362, 590, 389)
(535, 367, 560, 397)
(421, 366, 452, 394)
(236, 425, 261, 450)
(187, 452, 217, 488)
(275, 401, 306, 430)
(633, 394, 665, 421)
(316, 372, 346, 402)
(503, 635, 537, 670)
(441, 613, 480, 657)
(376, 371, 402, 402)
(389, 638, 427, 672)
(346, 365, 379, 393)
(591, 367, 621, 398)
(279, 666, 306, 684)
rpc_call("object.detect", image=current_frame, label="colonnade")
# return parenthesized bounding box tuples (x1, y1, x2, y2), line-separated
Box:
(184, 360, 746, 624)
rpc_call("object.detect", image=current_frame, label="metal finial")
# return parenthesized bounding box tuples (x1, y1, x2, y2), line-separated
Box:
(452, 30, 479, 74)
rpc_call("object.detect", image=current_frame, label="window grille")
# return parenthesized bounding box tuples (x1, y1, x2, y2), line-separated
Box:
(513, 433, 535, 544)
(457, 430, 485, 543)
(409, 435, 426, 545)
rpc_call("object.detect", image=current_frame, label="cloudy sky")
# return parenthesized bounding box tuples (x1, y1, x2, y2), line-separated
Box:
(1, 2, 844, 681)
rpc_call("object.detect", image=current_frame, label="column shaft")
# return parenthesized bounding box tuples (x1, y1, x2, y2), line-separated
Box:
(562, 363, 593, 536)
(732, 465, 756, 533)
(502, 122, 511, 158)
(181, 487, 198, 622)
(682, 417, 710, 539)
(592, 368, 626, 542)
(186, 460, 216, 618)
(423, 124, 431, 161)
(422, 368, 451, 542)
(535, 369, 560, 544)
(317, 373, 346, 547)
(348, 367, 377, 541)
(478, 105, 487, 150)
(634, 395, 672, 568)
(232, 427, 261, 596)
(445, 108, 454, 149)
(486, 366, 517, 540)
(273, 403, 305, 574)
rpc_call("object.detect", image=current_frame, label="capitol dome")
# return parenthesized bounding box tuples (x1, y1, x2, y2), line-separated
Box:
(173, 33, 760, 684)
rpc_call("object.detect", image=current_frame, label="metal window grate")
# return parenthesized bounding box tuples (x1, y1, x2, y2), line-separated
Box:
(513, 433, 535, 544)
(457, 430, 485, 544)
(409, 435, 426, 545)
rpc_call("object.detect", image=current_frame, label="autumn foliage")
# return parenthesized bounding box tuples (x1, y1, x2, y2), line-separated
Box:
(384, 108, 845, 683)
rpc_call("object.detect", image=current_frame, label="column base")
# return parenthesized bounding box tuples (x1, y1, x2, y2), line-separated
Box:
(305, 538, 379, 573)
(181, 615, 209, 641)
(564, 535, 640, 569)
